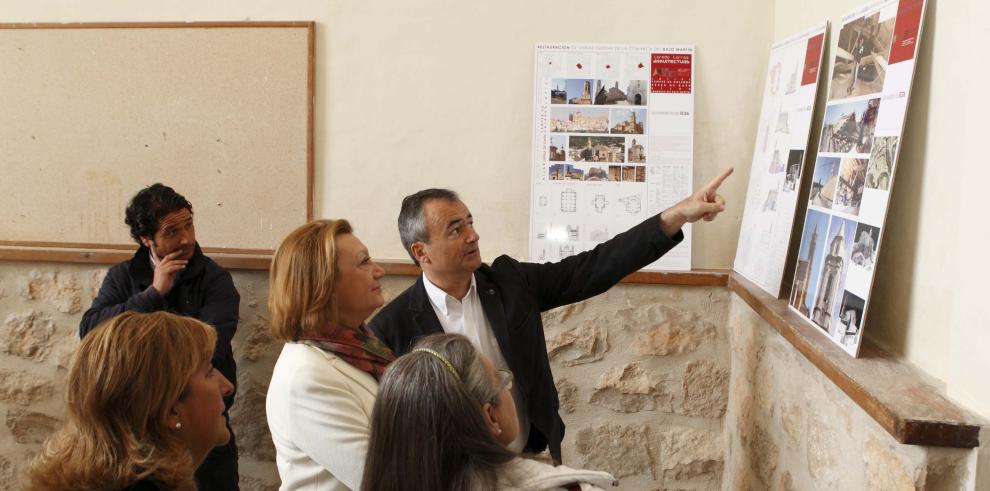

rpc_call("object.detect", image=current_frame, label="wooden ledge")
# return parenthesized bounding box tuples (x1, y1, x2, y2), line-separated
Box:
(729, 272, 986, 448)
(0, 247, 729, 287)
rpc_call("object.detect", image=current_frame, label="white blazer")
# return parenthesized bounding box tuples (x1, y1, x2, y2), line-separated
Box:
(266, 342, 378, 491)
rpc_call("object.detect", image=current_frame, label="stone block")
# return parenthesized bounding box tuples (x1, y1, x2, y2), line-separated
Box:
(0, 456, 13, 490)
(541, 301, 589, 329)
(657, 426, 723, 484)
(555, 378, 578, 414)
(0, 369, 56, 405)
(240, 315, 273, 363)
(805, 415, 840, 489)
(23, 271, 83, 315)
(677, 360, 729, 418)
(777, 471, 795, 491)
(864, 437, 918, 490)
(923, 453, 968, 490)
(590, 363, 674, 413)
(632, 305, 715, 356)
(5, 409, 61, 444)
(575, 424, 656, 479)
(547, 322, 609, 367)
(87, 269, 108, 300)
(2, 311, 57, 362)
(743, 423, 777, 486)
(239, 475, 279, 491)
(229, 375, 275, 462)
(780, 403, 803, 449)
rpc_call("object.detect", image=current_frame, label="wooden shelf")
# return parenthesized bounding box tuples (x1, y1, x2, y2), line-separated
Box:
(729, 272, 986, 448)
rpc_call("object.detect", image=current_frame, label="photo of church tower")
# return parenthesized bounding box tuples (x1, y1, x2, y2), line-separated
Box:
(811, 216, 856, 332)
(566, 79, 594, 105)
(790, 209, 830, 317)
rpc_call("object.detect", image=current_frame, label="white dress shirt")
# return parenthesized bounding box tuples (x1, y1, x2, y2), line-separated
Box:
(422, 273, 530, 453)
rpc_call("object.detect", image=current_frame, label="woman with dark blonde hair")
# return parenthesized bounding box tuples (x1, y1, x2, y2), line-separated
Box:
(362, 333, 617, 491)
(27, 311, 234, 491)
(266, 219, 393, 490)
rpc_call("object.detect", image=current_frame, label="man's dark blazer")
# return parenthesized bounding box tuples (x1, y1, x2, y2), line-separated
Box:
(369, 214, 682, 462)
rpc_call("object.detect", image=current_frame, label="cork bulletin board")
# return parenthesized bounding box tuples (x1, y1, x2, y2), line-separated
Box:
(0, 22, 314, 255)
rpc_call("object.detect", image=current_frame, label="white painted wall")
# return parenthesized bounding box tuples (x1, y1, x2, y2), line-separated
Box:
(773, 0, 990, 418)
(2, 0, 768, 269)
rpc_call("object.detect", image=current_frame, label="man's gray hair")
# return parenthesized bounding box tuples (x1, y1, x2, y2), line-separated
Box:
(398, 188, 459, 266)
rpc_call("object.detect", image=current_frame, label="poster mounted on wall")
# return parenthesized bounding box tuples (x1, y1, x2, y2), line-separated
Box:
(530, 43, 694, 271)
(788, 0, 927, 356)
(734, 22, 829, 297)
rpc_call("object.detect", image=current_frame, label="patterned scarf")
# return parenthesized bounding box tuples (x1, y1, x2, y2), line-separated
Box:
(299, 324, 396, 380)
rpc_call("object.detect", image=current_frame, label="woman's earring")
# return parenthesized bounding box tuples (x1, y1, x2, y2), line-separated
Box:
(496, 426, 502, 435)
(174, 422, 182, 430)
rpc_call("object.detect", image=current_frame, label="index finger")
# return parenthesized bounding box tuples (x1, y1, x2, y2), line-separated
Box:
(704, 167, 734, 198)
(162, 250, 183, 262)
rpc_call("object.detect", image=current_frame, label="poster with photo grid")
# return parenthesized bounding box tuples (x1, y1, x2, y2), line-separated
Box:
(788, 0, 926, 356)
(530, 43, 694, 271)
(734, 22, 828, 297)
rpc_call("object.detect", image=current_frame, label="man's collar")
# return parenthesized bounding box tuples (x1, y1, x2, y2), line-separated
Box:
(422, 272, 476, 316)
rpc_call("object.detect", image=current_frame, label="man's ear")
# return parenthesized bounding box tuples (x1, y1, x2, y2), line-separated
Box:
(411, 242, 430, 265)
(140, 236, 153, 249)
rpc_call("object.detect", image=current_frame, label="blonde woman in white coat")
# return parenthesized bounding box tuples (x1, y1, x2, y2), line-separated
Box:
(361, 333, 617, 491)
(266, 220, 395, 491)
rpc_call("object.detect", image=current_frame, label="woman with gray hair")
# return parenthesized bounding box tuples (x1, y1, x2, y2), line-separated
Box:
(361, 333, 617, 491)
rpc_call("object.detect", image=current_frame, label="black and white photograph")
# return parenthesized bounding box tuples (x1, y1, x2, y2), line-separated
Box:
(784, 150, 804, 191)
(866, 136, 898, 190)
(850, 222, 880, 271)
(835, 291, 866, 350)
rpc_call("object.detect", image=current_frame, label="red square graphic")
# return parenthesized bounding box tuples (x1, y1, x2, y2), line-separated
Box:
(889, 0, 924, 65)
(802, 33, 824, 86)
(651, 53, 692, 94)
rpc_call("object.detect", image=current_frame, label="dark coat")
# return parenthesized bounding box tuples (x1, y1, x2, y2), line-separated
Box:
(79, 243, 240, 401)
(369, 214, 682, 462)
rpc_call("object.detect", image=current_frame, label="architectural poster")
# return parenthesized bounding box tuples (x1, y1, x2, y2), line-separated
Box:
(788, 0, 926, 356)
(530, 43, 694, 271)
(734, 22, 828, 297)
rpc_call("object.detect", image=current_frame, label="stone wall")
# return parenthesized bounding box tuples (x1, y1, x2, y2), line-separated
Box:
(543, 284, 730, 490)
(1, 260, 985, 490)
(724, 294, 975, 490)
(0, 261, 732, 490)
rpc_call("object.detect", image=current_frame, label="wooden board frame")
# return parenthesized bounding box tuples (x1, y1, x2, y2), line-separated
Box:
(0, 21, 315, 258)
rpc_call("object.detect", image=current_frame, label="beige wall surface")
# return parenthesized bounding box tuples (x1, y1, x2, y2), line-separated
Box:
(1, 0, 768, 269)
(773, 0, 990, 419)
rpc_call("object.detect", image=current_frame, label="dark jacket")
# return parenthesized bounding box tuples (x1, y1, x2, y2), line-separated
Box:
(79, 243, 240, 400)
(369, 214, 682, 462)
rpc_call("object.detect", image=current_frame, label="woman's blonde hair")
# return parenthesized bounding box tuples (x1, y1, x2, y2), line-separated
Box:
(268, 219, 353, 341)
(27, 311, 217, 491)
